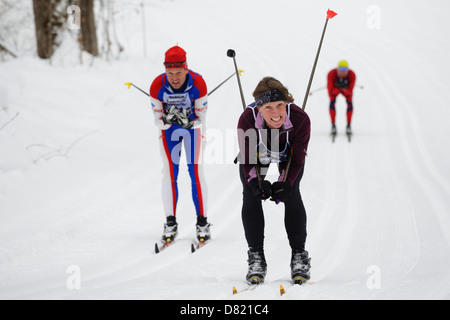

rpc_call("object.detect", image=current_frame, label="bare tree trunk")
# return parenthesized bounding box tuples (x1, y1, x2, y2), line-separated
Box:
(32, 0, 65, 59)
(32, 0, 54, 59)
(80, 0, 98, 56)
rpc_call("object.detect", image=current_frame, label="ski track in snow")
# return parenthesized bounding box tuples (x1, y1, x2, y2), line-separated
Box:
(1, 0, 450, 300)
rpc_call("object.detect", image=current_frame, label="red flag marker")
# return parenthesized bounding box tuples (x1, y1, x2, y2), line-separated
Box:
(327, 9, 338, 20)
(301, 9, 338, 110)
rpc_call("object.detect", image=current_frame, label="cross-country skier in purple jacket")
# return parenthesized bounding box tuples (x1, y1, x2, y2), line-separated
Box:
(237, 77, 312, 285)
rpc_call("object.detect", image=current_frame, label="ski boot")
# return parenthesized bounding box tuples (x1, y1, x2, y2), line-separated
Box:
(196, 216, 211, 243)
(162, 216, 178, 244)
(246, 249, 267, 285)
(346, 124, 352, 142)
(331, 123, 337, 135)
(331, 123, 337, 142)
(291, 250, 311, 285)
(346, 124, 352, 135)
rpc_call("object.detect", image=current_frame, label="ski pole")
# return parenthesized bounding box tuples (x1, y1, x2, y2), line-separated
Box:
(309, 84, 363, 97)
(125, 71, 245, 99)
(309, 86, 327, 96)
(275, 9, 338, 204)
(208, 70, 244, 96)
(124, 82, 150, 97)
(227, 49, 247, 110)
(228, 49, 265, 193)
(228, 49, 248, 162)
(228, 49, 246, 165)
(228, 49, 247, 165)
(301, 9, 338, 111)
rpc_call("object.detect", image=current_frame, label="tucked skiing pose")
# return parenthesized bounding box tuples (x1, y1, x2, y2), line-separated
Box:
(327, 60, 356, 137)
(150, 46, 210, 248)
(237, 77, 311, 285)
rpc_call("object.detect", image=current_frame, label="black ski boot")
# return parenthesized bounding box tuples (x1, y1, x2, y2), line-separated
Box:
(346, 124, 352, 142)
(246, 249, 267, 285)
(291, 250, 311, 285)
(331, 123, 337, 135)
(331, 124, 337, 142)
(196, 216, 211, 243)
(346, 124, 352, 135)
(162, 216, 178, 244)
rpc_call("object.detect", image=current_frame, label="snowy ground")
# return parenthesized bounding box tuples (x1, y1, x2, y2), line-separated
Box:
(1, 0, 450, 300)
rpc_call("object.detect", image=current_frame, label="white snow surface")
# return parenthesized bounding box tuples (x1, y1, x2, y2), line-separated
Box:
(1, 0, 450, 300)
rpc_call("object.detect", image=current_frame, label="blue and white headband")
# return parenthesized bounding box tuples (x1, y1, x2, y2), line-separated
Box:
(255, 89, 285, 108)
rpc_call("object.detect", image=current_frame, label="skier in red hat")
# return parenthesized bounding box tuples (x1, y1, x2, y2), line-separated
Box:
(150, 46, 210, 248)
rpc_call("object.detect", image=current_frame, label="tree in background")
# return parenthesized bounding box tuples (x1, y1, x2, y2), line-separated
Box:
(32, 0, 65, 59)
(3, 0, 127, 62)
(78, 0, 98, 57)
(32, 0, 99, 60)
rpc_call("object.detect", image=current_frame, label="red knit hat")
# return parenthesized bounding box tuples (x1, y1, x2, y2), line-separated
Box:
(164, 46, 188, 69)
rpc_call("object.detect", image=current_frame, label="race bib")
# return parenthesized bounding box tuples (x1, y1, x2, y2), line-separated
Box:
(163, 92, 192, 111)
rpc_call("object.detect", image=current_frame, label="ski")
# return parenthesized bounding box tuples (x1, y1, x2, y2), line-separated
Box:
(280, 280, 313, 296)
(154, 238, 176, 254)
(331, 124, 337, 143)
(331, 132, 337, 143)
(191, 239, 210, 253)
(331, 132, 352, 143)
(346, 125, 352, 142)
(232, 284, 258, 295)
(232, 281, 312, 296)
(346, 132, 352, 142)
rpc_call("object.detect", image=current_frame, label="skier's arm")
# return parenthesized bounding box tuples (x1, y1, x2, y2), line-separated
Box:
(191, 75, 208, 129)
(150, 98, 172, 130)
(191, 95, 208, 129)
(346, 70, 356, 93)
(150, 77, 172, 130)
(327, 70, 339, 98)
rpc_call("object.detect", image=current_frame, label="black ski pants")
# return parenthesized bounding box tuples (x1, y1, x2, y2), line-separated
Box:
(240, 164, 307, 252)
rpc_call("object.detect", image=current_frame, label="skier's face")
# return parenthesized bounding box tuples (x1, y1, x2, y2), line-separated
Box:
(337, 68, 349, 79)
(166, 68, 188, 89)
(258, 101, 287, 129)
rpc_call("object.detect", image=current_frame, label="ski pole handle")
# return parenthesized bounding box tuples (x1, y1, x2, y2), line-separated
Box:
(227, 49, 247, 110)
(125, 82, 150, 97)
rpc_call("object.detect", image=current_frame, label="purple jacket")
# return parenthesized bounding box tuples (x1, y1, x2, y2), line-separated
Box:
(237, 102, 311, 186)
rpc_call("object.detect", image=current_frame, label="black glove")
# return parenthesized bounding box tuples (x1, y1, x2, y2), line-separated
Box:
(163, 106, 179, 125)
(251, 180, 272, 200)
(335, 78, 349, 89)
(177, 109, 194, 129)
(270, 181, 292, 203)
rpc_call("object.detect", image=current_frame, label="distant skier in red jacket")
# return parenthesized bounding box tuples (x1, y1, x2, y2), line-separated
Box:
(327, 60, 356, 135)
